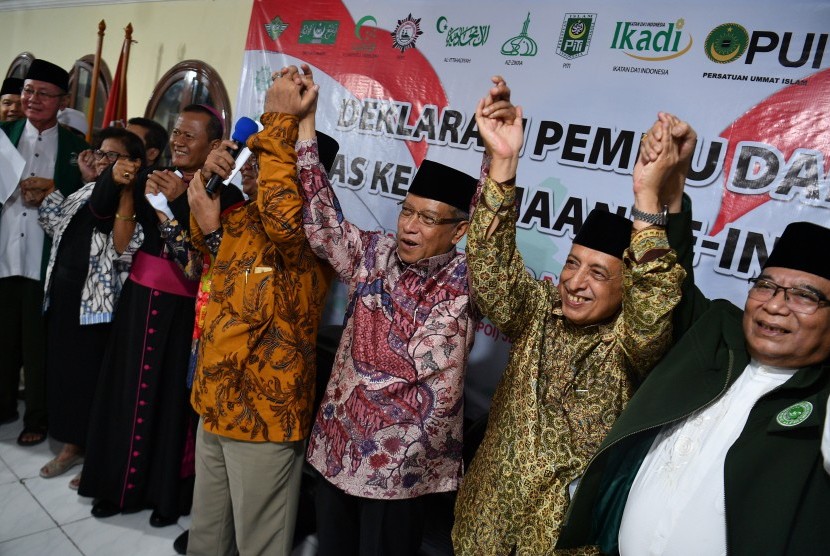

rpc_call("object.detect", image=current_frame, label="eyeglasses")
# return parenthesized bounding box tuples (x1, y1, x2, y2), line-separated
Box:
(20, 86, 66, 100)
(747, 277, 830, 315)
(94, 149, 130, 162)
(397, 201, 466, 227)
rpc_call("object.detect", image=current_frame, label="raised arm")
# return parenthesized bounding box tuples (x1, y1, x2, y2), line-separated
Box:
(639, 112, 710, 336)
(466, 76, 548, 338)
(616, 115, 690, 375)
(244, 64, 318, 263)
(292, 64, 370, 282)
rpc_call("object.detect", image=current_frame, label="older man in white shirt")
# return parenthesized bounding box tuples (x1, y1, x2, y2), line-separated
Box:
(0, 59, 88, 445)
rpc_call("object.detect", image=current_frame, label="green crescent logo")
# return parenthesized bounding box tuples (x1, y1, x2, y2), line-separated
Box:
(355, 15, 378, 39)
(704, 23, 749, 64)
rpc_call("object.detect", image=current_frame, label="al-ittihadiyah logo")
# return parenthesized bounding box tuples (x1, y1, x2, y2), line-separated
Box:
(501, 12, 538, 56)
(556, 13, 596, 60)
(610, 18, 693, 61)
(392, 14, 424, 53)
(265, 16, 289, 41)
(705, 23, 750, 63)
(298, 20, 340, 45)
(436, 16, 490, 48)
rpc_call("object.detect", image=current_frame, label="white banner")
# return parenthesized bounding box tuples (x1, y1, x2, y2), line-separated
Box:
(236, 0, 830, 416)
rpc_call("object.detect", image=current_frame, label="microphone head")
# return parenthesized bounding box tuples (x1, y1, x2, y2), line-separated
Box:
(231, 117, 259, 144)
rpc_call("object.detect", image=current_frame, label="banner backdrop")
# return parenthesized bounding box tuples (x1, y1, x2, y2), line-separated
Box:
(236, 0, 830, 417)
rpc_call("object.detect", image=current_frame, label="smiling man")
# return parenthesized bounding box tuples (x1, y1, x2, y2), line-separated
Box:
(452, 86, 688, 556)
(556, 128, 830, 554)
(0, 60, 88, 447)
(78, 104, 242, 528)
(283, 62, 480, 555)
(0, 77, 23, 122)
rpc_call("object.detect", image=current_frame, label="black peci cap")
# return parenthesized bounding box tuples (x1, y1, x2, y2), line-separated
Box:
(763, 221, 830, 280)
(1, 77, 23, 96)
(25, 59, 69, 92)
(573, 209, 633, 259)
(408, 159, 476, 213)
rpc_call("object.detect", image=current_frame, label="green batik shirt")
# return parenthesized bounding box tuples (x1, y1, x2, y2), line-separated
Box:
(452, 176, 685, 556)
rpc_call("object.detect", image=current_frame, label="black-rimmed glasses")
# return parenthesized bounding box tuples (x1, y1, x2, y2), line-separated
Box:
(747, 277, 829, 315)
(94, 149, 130, 162)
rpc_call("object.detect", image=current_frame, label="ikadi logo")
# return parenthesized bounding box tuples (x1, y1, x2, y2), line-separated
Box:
(610, 19, 693, 61)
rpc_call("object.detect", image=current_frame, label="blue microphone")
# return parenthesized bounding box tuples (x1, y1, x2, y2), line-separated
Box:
(204, 116, 259, 197)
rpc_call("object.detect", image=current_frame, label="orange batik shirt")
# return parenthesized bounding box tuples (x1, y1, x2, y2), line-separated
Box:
(189, 113, 334, 442)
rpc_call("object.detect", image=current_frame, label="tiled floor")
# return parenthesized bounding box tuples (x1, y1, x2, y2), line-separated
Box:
(0, 400, 188, 556)
(0, 399, 324, 556)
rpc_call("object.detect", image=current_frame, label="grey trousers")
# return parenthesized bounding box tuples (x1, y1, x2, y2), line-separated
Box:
(187, 419, 305, 556)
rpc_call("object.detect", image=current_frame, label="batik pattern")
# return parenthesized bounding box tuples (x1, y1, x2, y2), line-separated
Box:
(299, 139, 480, 499)
(190, 113, 334, 443)
(452, 177, 685, 555)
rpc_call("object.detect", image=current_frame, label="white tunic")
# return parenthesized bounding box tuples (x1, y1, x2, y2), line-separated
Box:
(619, 360, 794, 556)
(0, 120, 58, 280)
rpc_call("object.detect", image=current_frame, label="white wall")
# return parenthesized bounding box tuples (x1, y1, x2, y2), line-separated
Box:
(0, 0, 253, 118)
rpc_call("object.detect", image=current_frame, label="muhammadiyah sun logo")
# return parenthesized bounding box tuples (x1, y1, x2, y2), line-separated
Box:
(705, 23, 750, 64)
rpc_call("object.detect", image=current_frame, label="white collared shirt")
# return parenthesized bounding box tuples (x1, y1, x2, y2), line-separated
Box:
(0, 120, 58, 280)
(619, 360, 794, 556)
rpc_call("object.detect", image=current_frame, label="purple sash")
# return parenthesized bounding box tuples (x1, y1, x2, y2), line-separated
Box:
(129, 250, 198, 298)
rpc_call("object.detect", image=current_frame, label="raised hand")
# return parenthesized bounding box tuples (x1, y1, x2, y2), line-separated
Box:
(112, 157, 141, 187)
(78, 149, 98, 183)
(187, 169, 221, 235)
(481, 75, 516, 122)
(265, 64, 319, 117)
(199, 140, 238, 183)
(633, 113, 696, 215)
(475, 98, 524, 162)
(475, 77, 523, 183)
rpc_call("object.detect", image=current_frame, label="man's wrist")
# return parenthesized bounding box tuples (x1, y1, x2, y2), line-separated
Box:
(631, 204, 668, 226)
(488, 156, 518, 184)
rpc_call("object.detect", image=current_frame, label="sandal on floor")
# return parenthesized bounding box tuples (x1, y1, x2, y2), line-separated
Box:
(40, 454, 83, 478)
(69, 472, 81, 490)
(17, 427, 47, 446)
